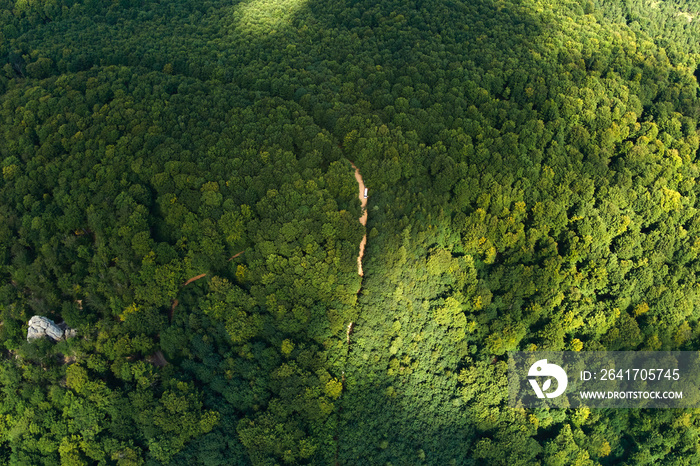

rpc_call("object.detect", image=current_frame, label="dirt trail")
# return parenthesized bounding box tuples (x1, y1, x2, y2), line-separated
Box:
(350, 162, 367, 276)
(169, 250, 244, 321)
(182, 273, 207, 287)
(228, 250, 245, 261)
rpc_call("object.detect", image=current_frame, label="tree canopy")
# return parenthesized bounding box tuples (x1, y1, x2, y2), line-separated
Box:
(2, 0, 700, 463)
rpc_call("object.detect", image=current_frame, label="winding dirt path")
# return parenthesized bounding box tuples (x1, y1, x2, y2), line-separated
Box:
(350, 162, 367, 276)
(228, 250, 245, 261)
(335, 162, 368, 460)
(182, 273, 207, 287)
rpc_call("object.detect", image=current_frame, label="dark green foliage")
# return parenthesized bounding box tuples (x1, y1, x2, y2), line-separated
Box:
(2, 0, 700, 464)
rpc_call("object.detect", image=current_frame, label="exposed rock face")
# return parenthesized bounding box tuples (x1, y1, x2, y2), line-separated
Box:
(147, 350, 168, 367)
(57, 321, 77, 339)
(27, 316, 76, 342)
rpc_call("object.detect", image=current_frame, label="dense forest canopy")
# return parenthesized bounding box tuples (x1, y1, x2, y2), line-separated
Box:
(2, 0, 700, 464)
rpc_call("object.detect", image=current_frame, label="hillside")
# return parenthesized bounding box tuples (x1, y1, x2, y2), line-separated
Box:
(2, 0, 700, 464)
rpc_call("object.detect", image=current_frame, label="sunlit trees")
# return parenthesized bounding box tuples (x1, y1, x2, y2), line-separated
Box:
(2, 0, 700, 462)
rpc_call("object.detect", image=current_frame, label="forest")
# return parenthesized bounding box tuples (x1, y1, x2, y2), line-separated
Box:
(2, 0, 700, 464)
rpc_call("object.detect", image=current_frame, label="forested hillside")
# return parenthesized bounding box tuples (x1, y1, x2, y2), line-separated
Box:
(2, 0, 700, 464)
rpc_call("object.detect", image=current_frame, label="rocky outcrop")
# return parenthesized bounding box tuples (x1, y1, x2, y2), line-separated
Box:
(60, 323, 78, 339)
(27, 316, 76, 342)
(147, 350, 168, 367)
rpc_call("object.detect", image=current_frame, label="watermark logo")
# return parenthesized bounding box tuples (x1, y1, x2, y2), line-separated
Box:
(528, 359, 568, 398)
(510, 352, 699, 408)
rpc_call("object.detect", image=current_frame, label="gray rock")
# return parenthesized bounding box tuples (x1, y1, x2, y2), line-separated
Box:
(27, 316, 77, 342)
(27, 316, 63, 341)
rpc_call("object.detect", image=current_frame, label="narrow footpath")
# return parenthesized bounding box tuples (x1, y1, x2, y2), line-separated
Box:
(336, 161, 369, 465)
(346, 161, 367, 345)
(350, 161, 368, 276)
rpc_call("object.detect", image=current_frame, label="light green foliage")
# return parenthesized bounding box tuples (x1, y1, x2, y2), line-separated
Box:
(1, 0, 700, 463)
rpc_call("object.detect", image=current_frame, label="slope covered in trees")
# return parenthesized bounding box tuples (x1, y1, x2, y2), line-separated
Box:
(2, 0, 700, 464)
